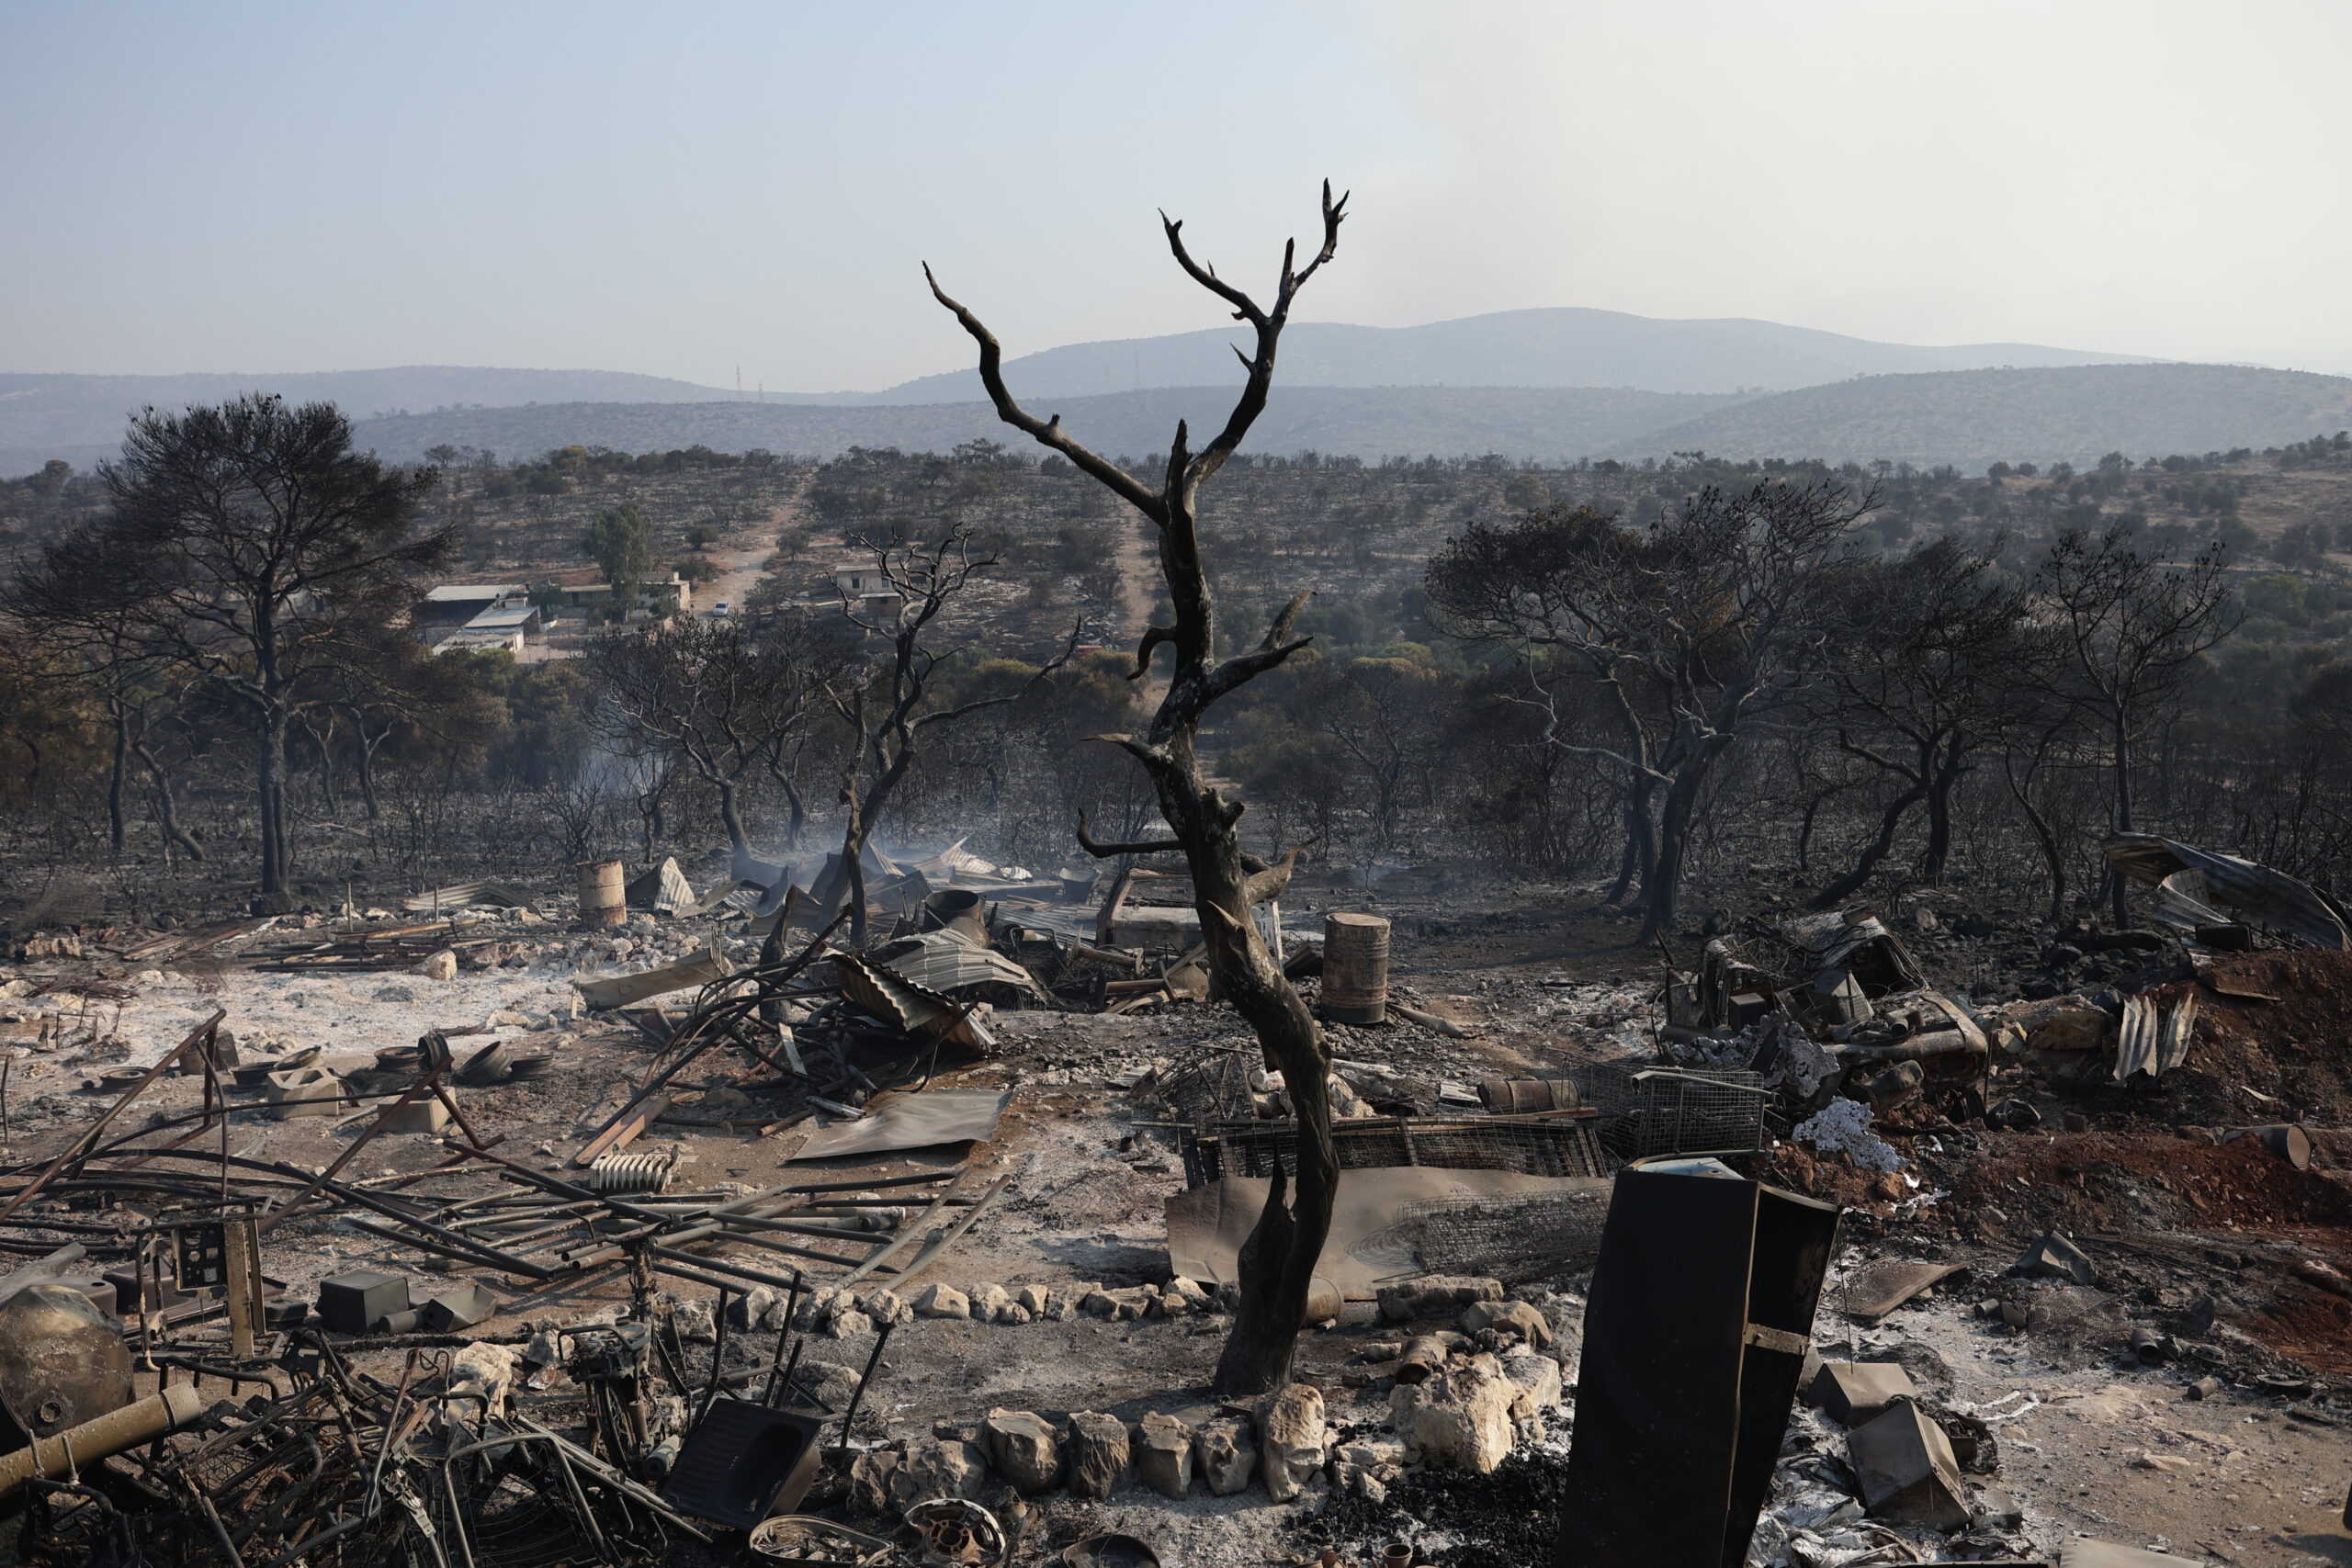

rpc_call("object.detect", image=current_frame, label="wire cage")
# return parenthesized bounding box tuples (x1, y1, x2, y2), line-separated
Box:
(1566, 1063, 1772, 1162)
(1159, 1051, 1259, 1131)
(1185, 1111, 1609, 1187)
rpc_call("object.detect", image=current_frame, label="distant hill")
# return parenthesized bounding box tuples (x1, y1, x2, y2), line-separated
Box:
(1607, 364, 2352, 468)
(0, 310, 2154, 475)
(0, 367, 741, 475)
(861, 307, 2151, 404)
(341, 365, 2352, 471)
(349, 386, 1754, 467)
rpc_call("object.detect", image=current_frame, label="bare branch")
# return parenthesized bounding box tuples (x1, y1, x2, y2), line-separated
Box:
(1130, 625, 1175, 682)
(1076, 809, 1184, 860)
(1262, 591, 1315, 651)
(923, 264, 1165, 521)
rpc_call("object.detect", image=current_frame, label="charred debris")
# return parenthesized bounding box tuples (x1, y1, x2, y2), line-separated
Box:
(0, 831, 2346, 1566)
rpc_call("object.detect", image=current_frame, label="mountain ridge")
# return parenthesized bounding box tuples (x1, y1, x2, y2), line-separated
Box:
(315, 365, 2352, 476)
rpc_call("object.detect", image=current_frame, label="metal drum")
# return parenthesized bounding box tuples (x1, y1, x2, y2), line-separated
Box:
(1321, 912, 1391, 1024)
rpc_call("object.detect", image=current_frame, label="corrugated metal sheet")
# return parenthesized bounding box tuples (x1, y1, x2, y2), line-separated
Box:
(2104, 835, 2351, 949)
(868, 930, 1046, 1001)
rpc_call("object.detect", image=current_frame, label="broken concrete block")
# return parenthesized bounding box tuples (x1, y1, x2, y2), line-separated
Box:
(825, 1309, 872, 1338)
(1065, 1410, 1132, 1499)
(1378, 1275, 1504, 1323)
(265, 1067, 346, 1121)
(1255, 1383, 1329, 1502)
(898, 1436, 988, 1502)
(1135, 1411, 1194, 1499)
(993, 1302, 1033, 1325)
(1015, 1283, 1049, 1316)
(983, 1407, 1062, 1494)
(417, 949, 458, 981)
(2019, 1231, 2098, 1285)
(862, 1289, 911, 1326)
(848, 1448, 900, 1515)
(669, 1295, 717, 1345)
(448, 1341, 516, 1417)
(1848, 1403, 1970, 1530)
(971, 1283, 1010, 1320)
(382, 1095, 451, 1134)
(1461, 1298, 1553, 1348)
(1804, 1359, 1919, 1426)
(1194, 1415, 1258, 1495)
(912, 1282, 969, 1319)
(1500, 1352, 1563, 1420)
(1391, 1352, 1517, 1474)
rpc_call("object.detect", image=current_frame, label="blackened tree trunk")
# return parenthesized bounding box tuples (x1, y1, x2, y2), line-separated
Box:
(932, 183, 1346, 1393)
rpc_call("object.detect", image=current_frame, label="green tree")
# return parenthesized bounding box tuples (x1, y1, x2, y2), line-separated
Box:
(583, 503, 656, 606)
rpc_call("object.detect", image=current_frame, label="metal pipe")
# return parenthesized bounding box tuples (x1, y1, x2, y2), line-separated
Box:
(0, 1384, 205, 1497)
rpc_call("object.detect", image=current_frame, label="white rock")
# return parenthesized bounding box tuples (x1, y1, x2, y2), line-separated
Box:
(1254, 1383, 1330, 1502)
(913, 1282, 970, 1319)
(1391, 1352, 1518, 1473)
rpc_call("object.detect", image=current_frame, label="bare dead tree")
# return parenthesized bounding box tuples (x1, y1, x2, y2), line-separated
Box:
(831, 520, 1077, 946)
(2029, 525, 2239, 924)
(588, 610, 853, 863)
(929, 182, 1345, 1394)
(1804, 536, 2026, 906)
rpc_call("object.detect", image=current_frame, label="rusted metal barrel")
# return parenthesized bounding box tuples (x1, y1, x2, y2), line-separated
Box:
(1321, 912, 1390, 1025)
(1477, 1077, 1580, 1114)
(576, 859, 625, 929)
(921, 888, 987, 942)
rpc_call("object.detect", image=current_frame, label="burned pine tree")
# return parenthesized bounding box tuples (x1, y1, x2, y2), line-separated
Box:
(1426, 479, 1872, 940)
(5, 396, 452, 899)
(927, 182, 1346, 1394)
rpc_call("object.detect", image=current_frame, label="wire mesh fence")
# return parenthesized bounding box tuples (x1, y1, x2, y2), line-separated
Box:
(1565, 1063, 1773, 1161)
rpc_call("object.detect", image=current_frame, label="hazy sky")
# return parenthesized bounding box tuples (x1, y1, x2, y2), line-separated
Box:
(7, 0, 2351, 389)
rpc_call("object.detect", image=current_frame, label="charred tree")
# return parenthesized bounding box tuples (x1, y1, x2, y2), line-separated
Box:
(929, 182, 1345, 1394)
(831, 522, 1076, 946)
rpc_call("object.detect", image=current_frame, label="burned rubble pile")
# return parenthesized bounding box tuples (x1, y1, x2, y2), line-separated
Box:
(0, 834, 2347, 1564)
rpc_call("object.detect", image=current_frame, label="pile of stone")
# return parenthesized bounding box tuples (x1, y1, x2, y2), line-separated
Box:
(733, 1277, 1226, 1337)
(842, 1284, 1569, 1518)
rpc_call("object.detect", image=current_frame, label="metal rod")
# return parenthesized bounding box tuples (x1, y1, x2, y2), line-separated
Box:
(835, 1317, 893, 1450)
(0, 1010, 221, 1222)
(702, 1287, 730, 1421)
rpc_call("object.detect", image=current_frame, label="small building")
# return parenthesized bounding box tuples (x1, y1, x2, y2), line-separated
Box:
(419, 583, 526, 627)
(535, 569, 695, 618)
(461, 602, 543, 640)
(834, 565, 894, 598)
(433, 626, 527, 656)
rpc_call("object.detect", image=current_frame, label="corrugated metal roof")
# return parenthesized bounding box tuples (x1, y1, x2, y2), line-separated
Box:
(426, 583, 524, 602)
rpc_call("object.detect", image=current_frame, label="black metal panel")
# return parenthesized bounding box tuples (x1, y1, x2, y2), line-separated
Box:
(1554, 1168, 1839, 1568)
